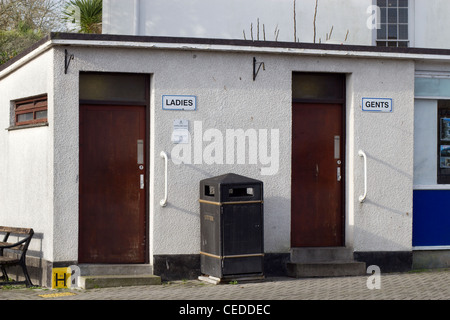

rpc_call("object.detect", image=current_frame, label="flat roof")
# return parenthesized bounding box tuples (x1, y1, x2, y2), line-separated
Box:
(46, 32, 450, 55)
(3, 32, 450, 75)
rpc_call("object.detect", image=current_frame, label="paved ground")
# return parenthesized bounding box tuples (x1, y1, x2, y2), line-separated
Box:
(1, 270, 447, 317)
(1, 269, 450, 301)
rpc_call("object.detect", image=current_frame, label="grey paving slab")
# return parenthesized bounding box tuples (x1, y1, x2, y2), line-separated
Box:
(1, 270, 450, 301)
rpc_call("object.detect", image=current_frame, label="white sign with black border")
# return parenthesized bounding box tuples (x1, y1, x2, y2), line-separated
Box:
(162, 95, 197, 111)
(362, 98, 393, 113)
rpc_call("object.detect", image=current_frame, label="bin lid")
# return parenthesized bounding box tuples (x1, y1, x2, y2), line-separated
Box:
(201, 173, 262, 186)
(200, 173, 263, 202)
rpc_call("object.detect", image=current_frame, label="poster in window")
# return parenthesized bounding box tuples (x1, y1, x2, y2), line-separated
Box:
(440, 145, 450, 168)
(441, 118, 450, 141)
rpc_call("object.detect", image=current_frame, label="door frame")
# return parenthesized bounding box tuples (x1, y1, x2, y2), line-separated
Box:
(291, 73, 347, 247)
(78, 73, 151, 264)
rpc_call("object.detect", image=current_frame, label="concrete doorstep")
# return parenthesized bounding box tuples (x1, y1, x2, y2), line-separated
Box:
(76, 264, 161, 289)
(78, 275, 162, 289)
(287, 247, 366, 278)
(286, 261, 366, 278)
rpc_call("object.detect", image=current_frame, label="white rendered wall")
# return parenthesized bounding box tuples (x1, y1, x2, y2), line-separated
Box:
(51, 49, 80, 262)
(103, 0, 450, 50)
(414, 0, 450, 49)
(0, 50, 54, 262)
(103, 0, 373, 45)
(51, 44, 415, 262)
(349, 59, 415, 252)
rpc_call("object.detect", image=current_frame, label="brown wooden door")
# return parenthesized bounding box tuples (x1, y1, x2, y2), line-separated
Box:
(79, 105, 147, 263)
(291, 103, 344, 247)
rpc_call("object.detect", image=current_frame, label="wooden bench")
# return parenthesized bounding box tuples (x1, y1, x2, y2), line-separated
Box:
(0, 227, 34, 287)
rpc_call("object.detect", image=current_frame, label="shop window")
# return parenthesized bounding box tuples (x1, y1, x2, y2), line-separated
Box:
(438, 101, 450, 184)
(14, 95, 48, 126)
(376, 0, 409, 48)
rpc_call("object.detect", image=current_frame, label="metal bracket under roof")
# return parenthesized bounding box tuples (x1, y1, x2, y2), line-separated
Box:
(65, 49, 74, 74)
(253, 57, 265, 81)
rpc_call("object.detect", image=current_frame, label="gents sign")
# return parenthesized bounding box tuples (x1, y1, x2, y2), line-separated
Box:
(163, 95, 196, 111)
(362, 98, 392, 112)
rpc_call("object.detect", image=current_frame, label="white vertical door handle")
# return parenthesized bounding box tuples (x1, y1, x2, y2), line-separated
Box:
(358, 150, 367, 203)
(160, 151, 168, 207)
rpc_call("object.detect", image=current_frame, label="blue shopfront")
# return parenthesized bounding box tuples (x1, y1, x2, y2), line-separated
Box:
(414, 73, 450, 259)
(413, 190, 450, 247)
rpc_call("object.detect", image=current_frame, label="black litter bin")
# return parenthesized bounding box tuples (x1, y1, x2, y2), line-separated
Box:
(199, 173, 264, 281)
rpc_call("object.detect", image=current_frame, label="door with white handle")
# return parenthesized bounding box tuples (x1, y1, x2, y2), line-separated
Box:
(291, 102, 345, 247)
(79, 105, 147, 263)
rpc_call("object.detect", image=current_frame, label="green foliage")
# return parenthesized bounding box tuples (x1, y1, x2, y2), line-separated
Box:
(0, 0, 63, 33)
(63, 0, 102, 34)
(0, 0, 62, 65)
(0, 0, 103, 65)
(0, 28, 42, 65)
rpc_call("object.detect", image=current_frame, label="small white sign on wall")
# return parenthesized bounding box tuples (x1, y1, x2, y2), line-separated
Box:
(362, 98, 393, 112)
(163, 95, 197, 111)
(172, 119, 189, 144)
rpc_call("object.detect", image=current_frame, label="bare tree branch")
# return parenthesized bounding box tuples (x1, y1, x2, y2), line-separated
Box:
(0, 0, 63, 32)
(313, 0, 318, 43)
